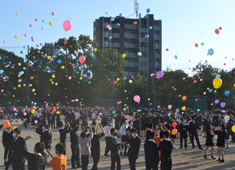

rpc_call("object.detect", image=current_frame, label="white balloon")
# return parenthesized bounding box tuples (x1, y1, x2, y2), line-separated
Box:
(134, 0, 138, 3)
(138, 52, 142, 56)
(23, 84, 26, 86)
(129, 80, 132, 83)
(105, 12, 108, 15)
(203, 92, 206, 95)
(41, 27, 45, 31)
(18, 63, 21, 66)
(108, 27, 112, 31)
(16, 12, 20, 15)
(55, 82, 58, 86)
(225, 115, 230, 121)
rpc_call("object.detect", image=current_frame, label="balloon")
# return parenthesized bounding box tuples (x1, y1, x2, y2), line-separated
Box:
(168, 105, 172, 110)
(116, 23, 120, 26)
(4, 122, 10, 128)
(215, 74, 220, 78)
(63, 20, 72, 31)
(195, 43, 198, 47)
(232, 125, 235, 133)
(108, 27, 112, 31)
(35, 18, 38, 21)
(16, 12, 20, 15)
(111, 17, 115, 21)
(145, 34, 149, 39)
(99, 112, 102, 116)
(49, 22, 53, 25)
(172, 122, 177, 128)
(14, 35, 18, 39)
(133, 95, 140, 103)
(138, 52, 142, 56)
(31, 109, 35, 114)
(156, 71, 164, 79)
(213, 78, 222, 89)
(122, 54, 126, 58)
(126, 115, 129, 119)
(146, 8, 150, 13)
(215, 99, 219, 104)
(174, 55, 178, 59)
(57, 60, 61, 64)
(0, 70, 4, 74)
(219, 27, 222, 30)
(42, 19, 45, 23)
(114, 81, 117, 84)
(51, 12, 55, 16)
(171, 129, 177, 135)
(123, 77, 126, 80)
(129, 80, 132, 83)
(208, 48, 214, 56)
(215, 29, 219, 34)
(182, 106, 186, 111)
(224, 115, 229, 122)
(193, 80, 197, 83)
(133, 21, 137, 25)
(220, 102, 226, 108)
(149, 26, 152, 29)
(208, 89, 212, 93)
(24, 33, 27, 37)
(3, 40, 5, 43)
(201, 42, 204, 46)
(34, 120, 38, 124)
(182, 96, 187, 101)
(79, 55, 86, 64)
(41, 27, 45, 31)
(134, 0, 138, 3)
(224, 91, 229, 96)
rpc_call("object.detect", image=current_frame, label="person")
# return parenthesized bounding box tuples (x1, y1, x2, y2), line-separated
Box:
(45, 143, 67, 170)
(2, 123, 13, 166)
(204, 124, 216, 159)
(157, 131, 173, 170)
(189, 116, 203, 150)
(80, 127, 93, 170)
(38, 124, 52, 151)
(7, 127, 27, 170)
(91, 111, 96, 123)
(214, 125, 226, 162)
(179, 119, 188, 150)
(23, 142, 47, 170)
(144, 132, 159, 170)
(91, 124, 105, 170)
(120, 120, 128, 156)
(109, 128, 126, 170)
(127, 128, 141, 170)
(58, 121, 70, 155)
(146, 123, 153, 141)
(70, 124, 81, 169)
(144, 123, 149, 140)
(103, 120, 114, 156)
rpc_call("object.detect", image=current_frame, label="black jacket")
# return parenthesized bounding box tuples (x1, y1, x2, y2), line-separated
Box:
(24, 151, 46, 170)
(110, 136, 121, 157)
(2, 130, 13, 146)
(59, 126, 70, 144)
(128, 136, 141, 160)
(91, 133, 105, 155)
(8, 136, 27, 162)
(70, 126, 79, 144)
(40, 130, 52, 149)
(144, 139, 159, 162)
(180, 124, 188, 137)
(157, 139, 173, 158)
(189, 121, 199, 134)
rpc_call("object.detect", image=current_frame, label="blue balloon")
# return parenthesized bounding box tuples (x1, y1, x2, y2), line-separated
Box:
(174, 55, 178, 59)
(9, 62, 11, 64)
(23, 67, 26, 70)
(149, 26, 152, 29)
(57, 60, 61, 64)
(76, 63, 79, 66)
(224, 91, 229, 96)
(146, 8, 150, 13)
(42, 19, 45, 23)
(149, 103, 152, 105)
(14, 113, 17, 116)
(215, 74, 220, 78)
(201, 42, 204, 46)
(23, 46, 26, 49)
(0, 70, 4, 74)
(19, 71, 24, 76)
(189, 68, 191, 70)
(178, 95, 181, 97)
(124, 90, 127, 92)
(123, 77, 126, 80)
(197, 109, 200, 112)
(145, 34, 149, 39)
(208, 48, 214, 56)
(39, 108, 41, 110)
(208, 89, 212, 93)
(111, 17, 115, 21)
(168, 113, 171, 116)
(34, 93, 36, 95)
(226, 70, 228, 72)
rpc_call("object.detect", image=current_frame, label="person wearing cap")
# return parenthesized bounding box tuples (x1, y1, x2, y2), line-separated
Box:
(7, 127, 28, 170)
(2, 123, 13, 166)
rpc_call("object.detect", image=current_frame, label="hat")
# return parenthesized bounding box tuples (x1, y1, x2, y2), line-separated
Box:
(13, 127, 21, 134)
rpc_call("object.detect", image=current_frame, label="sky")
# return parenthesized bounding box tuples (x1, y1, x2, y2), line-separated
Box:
(1, 0, 235, 76)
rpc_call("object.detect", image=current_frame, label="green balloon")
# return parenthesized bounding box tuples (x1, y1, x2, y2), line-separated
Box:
(81, 98, 83, 100)
(13, 87, 16, 90)
(20, 51, 23, 54)
(125, 106, 129, 110)
(83, 104, 85, 106)
(25, 106, 28, 108)
(116, 23, 120, 26)
(49, 79, 52, 82)
(37, 45, 39, 47)
(112, 111, 115, 114)
(174, 88, 176, 91)
(88, 81, 91, 84)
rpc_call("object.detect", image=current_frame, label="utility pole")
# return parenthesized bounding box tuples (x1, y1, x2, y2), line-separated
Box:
(25, 45, 29, 106)
(112, 49, 114, 99)
(50, 43, 53, 75)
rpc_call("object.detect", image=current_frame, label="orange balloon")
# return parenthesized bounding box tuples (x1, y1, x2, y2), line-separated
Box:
(30, 76, 34, 80)
(4, 122, 10, 128)
(195, 43, 198, 47)
(182, 96, 187, 101)
(172, 129, 178, 135)
(193, 80, 197, 83)
(37, 50, 40, 53)
(133, 21, 137, 25)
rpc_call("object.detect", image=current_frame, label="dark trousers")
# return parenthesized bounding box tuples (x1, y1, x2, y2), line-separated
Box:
(104, 137, 110, 155)
(71, 144, 80, 167)
(146, 160, 158, 170)
(190, 133, 201, 148)
(121, 135, 128, 154)
(180, 136, 187, 148)
(61, 141, 66, 155)
(128, 157, 137, 170)
(161, 157, 172, 170)
(81, 155, 89, 170)
(111, 154, 121, 170)
(6, 159, 25, 170)
(91, 153, 100, 170)
(4, 145, 10, 161)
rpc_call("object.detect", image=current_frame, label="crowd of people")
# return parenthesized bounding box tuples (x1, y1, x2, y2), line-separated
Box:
(0, 105, 234, 170)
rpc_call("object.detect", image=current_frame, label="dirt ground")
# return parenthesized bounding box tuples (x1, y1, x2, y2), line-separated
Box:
(0, 118, 234, 170)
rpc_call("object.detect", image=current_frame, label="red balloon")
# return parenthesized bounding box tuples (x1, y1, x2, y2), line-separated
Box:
(29, 24, 32, 27)
(72, 64, 75, 67)
(114, 81, 117, 84)
(196, 74, 199, 77)
(40, 43, 42, 46)
(167, 68, 169, 70)
(215, 29, 219, 34)
(52, 109, 56, 112)
(171, 86, 174, 89)
(166, 48, 169, 51)
(35, 18, 38, 21)
(172, 122, 177, 128)
(79, 55, 86, 64)
(28, 64, 31, 67)
(219, 27, 222, 30)
(64, 41, 67, 45)
(224, 63, 226, 65)
(51, 12, 55, 16)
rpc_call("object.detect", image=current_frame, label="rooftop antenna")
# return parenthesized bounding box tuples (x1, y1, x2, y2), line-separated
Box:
(126, 1, 139, 18)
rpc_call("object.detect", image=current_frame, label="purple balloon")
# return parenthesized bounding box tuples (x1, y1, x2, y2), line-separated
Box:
(195, 99, 198, 101)
(215, 99, 219, 104)
(225, 120, 228, 124)
(84, 74, 87, 78)
(157, 106, 160, 108)
(156, 71, 164, 79)
(220, 102, 226, 108)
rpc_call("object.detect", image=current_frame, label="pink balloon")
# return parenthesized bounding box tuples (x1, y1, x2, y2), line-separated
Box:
(34, 120, 38, 124)
(23, 112, 27, 116)
(133, 95, 140, 103)
(79, 55, 86, 64)
(24, 33, 27, 37)
(13, 108, 17, 111)
(168, 105, 172, 110)
(3, 40, 5, 43)
(1, 89, 4, 92)
(99, 112, 102, 116)
(63, 20, 72, 31)
(126, 115, 129, 119)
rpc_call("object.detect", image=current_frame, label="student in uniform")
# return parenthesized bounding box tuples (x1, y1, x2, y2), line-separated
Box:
(70, 124, 81, 169)
(214, 125, 226, 162)
(144, 132, 159, 170)
(120, 120, 128, 156)
(189, 116, 203, 150)
(179, 119, 188, 150)
(58, 121, 70, 155)
(2, 123, 13, 166)
(127, 128, 141, 170)
(39, 124, 52, 151)
(157, 131, 173, 170)
(146, 123, 153, 141)
(103, 120, 114, 156)
(204, 124, 216, 159)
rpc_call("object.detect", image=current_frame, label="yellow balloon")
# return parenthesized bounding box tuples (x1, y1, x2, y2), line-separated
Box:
(232, 125, 235, 133)
(49, 21, 53, 25)
(234, 84, 235, 87)
(94, 48, 97, 52)
(134, 112, 136, 114)
(18, 75, 20, 77)
(56, 111, 60, 114)
(52, 75, 55, 78)
(148, 98, 150, 101)
(12, 95, 15, 97)
(122, 54, 126, 58)
(124, 104, 126, 106)
(131, 76, 134, 78)
(80, 77, 83, 80)
(117, 78, 120, 81)
(51, 82, 54, 84)
(213, 78, 222, 89)
(61, 66, 65, 69)
(32, 88, 35, 92)
(214, 90, 217, 93)
(207, 53, 209, 55)
(12, 126, 17, 130)
(31, 109, 35, 114)
(18, 84, 21, 88)
(207, 88, 209, 90)
(47, 56, 50, 59)
(66, 75, 68, 77)
(182, 106, 186, 111)
(14, 35, 18, 39)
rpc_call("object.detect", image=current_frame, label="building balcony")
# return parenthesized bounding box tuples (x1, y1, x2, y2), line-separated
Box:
(154, 35, 160, 40)
(124, 43, 137, 48)
(140, 28, 147, 33)
(103, 43, 120, 48)
(111, 24, 120, 29)
(124, 34, 138, 39)
(154, 45, 160, 49)
(104, 33, 120, 38)
(154, 26, 160, 31)
(124, 24, 138, 29)
(140, 57, 147, 61)
(140, 47, 148, 52)
(125, 53, 137, 58)
(141, 38, 148, 42)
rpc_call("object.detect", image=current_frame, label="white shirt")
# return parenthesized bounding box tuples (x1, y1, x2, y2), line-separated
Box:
(120, 124, 127, 135)
(104, 123, 114, 137)
(75, 112, 81, 120)
(91, 112, 96, 119)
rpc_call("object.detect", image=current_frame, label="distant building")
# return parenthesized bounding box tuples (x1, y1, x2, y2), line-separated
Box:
(93, 13, 162, 79)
